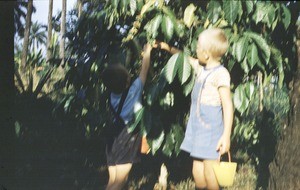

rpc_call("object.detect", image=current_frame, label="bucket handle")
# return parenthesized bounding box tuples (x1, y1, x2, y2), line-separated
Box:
(218, 151, 231, 163)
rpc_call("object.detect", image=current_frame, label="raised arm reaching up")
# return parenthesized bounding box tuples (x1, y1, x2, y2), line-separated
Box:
(153, 41, 202, 75)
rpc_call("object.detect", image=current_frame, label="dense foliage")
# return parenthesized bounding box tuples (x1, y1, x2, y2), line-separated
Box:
(12, 0, 299, 189)
(61, 0, 297, 162)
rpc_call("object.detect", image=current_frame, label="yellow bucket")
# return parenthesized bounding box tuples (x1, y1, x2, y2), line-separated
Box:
(213, 151, 237, 187)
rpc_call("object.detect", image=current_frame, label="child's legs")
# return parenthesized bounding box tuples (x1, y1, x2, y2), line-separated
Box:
(203, 160, 219, 190)
(106, 166, 117, 189)
(107, 163, 132, 190)
(192, 159, 206, 189)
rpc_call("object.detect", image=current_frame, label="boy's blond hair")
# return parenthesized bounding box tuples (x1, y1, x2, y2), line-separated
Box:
(198, 28, 229, 60)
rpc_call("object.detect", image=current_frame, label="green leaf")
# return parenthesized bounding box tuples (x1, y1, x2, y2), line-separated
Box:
(245, 82, 255, 101)
(253, 2, 267, 24)
(162, 6, 185, 38)
(140, 0, 156, 16)
(233, 84, 249, 114)
(162, 15, 174, 41)
(150, 14, 163, 38)
(129, 0, 137, 16)
(241, 57, 249, 74)
(128, 107, 144, 133)
(207, 1, 221, 24)
(162, 6, 176, 20)
(183, 72, 195, 96)
(141, 107, 152, 135)
(281, 4, 291, 30)
(162, 132, 175, 157)
(266, 5, 276, 28)
(164, 53, 180, 83)
(245, 1, 254, 14)
(223, 0, 240, 25)
(227, 59, 235, 71)
(183, 3, 196, 28)
(15, 121, 21, 137)
(172, 124, 184, 156)
(235, 36, 248, 62)
(271, 47, 284, 88)
(147, 73, 167, 105)
(249, 43, 259, 69)
(178, 53, 192, 84)
(175, 22, 185, 38)
(245, 32, 270, 65)
(151, 130, 165, 154)
(112, 0, 119, 9)
(120, 0, 129, 13)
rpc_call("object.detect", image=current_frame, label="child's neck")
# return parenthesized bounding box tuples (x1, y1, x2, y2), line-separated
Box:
(204, 60, 221, 69)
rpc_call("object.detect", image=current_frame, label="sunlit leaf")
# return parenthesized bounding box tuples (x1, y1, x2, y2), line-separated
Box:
(241, 57, 249, 74)
(178, 53, 191, 84)
(151, 130, 165, 154)
(129, 0, 137, 16)
(164, 53, 180, 83)
(128, 107, 145, 133)
(253, 2, 267, 24)
(183, 72, 195, 96)
(140, 0, 156, 16)
(120, 0, 129, 13)
(245, 82, 255, 101)
(235, 36, 248, 62)
(266, 5, 276, 28)
(207, 1, 221, 23)
(223, 0, 240, 25)
(183, 3, 196, 28)
(112, 0, 119, 9)
(162, 15, 174, 41)
(150, 14, 162, 38)
(162, 131, 175, 157)
(245, 31, 270, 65)
(248, 43, 259, 69)
(233, 84, 249, 114)
(245, 1, 254, 14)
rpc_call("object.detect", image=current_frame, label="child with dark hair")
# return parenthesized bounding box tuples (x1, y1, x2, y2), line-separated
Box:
(102, 44, 152, 190)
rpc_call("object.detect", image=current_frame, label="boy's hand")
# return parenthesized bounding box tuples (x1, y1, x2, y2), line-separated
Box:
(216, 135, 230, 155)
(152, 40, 169, 51)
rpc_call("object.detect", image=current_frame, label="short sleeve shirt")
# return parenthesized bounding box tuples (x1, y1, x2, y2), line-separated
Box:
(198, 66, 230, 106)
(110, 77, 143, 124)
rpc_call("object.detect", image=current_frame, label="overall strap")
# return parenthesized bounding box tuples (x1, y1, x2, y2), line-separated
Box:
(109, 87, 130, 124)
(196, 65, 223, 124)
(201, 65, 223, 89)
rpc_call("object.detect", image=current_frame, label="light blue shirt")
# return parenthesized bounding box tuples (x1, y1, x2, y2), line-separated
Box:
(110, 77, 143, 124)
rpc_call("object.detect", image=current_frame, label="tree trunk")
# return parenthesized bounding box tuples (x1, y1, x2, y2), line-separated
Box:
(60, 0, 66, 66)
(77, 0, 83, 18)
(46, 0, 53, 61)
(20, 0, 33, 91)
(21, 0, 33, 70)
(268, 25, 300, 190)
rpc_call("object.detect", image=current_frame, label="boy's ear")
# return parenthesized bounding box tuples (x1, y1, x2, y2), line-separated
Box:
(204, 51, 209, 60)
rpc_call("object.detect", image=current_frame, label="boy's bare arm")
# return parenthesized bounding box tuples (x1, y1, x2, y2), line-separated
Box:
(217, 86, 234, 154)
(154, 41, 201, 74)
(139, 44, 152, 85)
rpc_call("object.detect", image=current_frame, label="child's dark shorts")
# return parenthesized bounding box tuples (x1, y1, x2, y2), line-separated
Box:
(106, 126, 142, 166)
